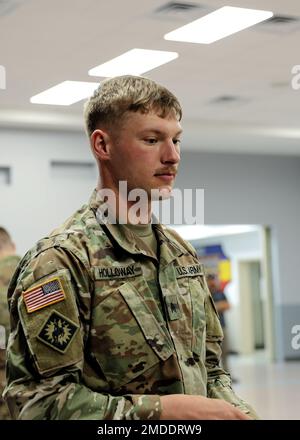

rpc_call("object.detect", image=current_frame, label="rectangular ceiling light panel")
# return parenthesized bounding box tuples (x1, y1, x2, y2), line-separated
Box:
(88, 48, 178, 77)
(164, 6, 273, 44)
(30, 81, 99, 105)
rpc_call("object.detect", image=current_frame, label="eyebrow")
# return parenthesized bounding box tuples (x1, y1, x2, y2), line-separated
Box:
(138, 129, 183, 136)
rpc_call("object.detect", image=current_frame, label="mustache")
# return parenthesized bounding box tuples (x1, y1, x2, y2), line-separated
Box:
(154, 167, 178, 175)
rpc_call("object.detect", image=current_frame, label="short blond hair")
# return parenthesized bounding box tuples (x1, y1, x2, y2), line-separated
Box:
(84, 75, 182, 138)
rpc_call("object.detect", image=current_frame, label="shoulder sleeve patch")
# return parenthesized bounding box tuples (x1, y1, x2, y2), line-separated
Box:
(19, 268, 84, 375)
(37, 310, 79, 353)
(23, 277, 65, 313)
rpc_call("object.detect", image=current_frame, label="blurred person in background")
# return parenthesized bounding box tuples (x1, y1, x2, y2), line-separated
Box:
(0, 227, 20, 419)
(206, 274, 232, 376)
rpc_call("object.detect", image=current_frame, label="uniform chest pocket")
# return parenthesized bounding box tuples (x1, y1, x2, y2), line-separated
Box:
(90, 282, 173, 390)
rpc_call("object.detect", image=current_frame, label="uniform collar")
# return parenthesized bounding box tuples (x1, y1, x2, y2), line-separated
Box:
(89, 188, 188, 265)
(153, 223, 189, 266)
(89, 189, 155, 259)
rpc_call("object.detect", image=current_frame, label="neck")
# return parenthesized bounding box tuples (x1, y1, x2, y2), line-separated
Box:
(96, 178, 152, 224)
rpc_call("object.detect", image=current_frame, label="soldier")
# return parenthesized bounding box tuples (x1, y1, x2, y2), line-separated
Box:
(0, 227, 20, 419)
(3, 76, 257, 420)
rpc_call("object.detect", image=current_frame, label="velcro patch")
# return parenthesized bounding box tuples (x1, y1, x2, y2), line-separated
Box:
(164, 295, 182, 321)
(93, 263, 142, 280)
(37, 310, 79, 354)
(175, 264, 204, 278)
(23, 277, 65, 313)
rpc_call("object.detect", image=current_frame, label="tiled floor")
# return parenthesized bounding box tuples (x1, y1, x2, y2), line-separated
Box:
(229, 351, 300, 420)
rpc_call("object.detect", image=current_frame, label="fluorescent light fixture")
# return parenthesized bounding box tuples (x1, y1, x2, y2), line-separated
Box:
(171, 225, 260, 241)
(30, 81, 99, 106)
(164, 6, 273, 44)
(88, 48, 178, 77)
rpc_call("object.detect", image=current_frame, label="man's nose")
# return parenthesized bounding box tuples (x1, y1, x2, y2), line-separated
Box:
(161, 139, 180, 164)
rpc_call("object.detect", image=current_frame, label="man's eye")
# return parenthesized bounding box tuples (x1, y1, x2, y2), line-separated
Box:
(145, 138, 157, 144)
(173, 139, 181, 145)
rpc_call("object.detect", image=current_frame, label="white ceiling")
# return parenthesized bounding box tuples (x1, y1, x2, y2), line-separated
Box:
(0, 0, 300, 155)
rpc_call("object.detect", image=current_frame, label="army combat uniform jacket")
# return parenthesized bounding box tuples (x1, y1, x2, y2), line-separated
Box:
(3, 190, 256, 420)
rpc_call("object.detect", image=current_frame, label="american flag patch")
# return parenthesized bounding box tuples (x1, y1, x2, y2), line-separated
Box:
(23, 277, 65, 313)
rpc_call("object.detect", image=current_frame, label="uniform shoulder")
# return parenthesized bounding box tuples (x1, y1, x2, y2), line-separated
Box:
(49, 201, 96, 242)
(24, 201, 109, 266)
(11, 202, 109, 294)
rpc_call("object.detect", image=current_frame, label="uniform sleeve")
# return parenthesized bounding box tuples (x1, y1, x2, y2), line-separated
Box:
(3, 246, 161, 420)
(204, 281, 259, 419)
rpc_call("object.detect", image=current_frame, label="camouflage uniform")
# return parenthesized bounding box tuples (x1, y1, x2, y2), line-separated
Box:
(3, 190, 257, 420)
(0, 254, 21, 419)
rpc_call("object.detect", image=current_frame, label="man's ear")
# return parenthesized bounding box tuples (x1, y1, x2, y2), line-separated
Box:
(91, 129, 111, 161)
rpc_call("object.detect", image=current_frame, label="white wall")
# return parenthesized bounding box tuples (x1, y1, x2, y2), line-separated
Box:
(0, 128, 96, 255)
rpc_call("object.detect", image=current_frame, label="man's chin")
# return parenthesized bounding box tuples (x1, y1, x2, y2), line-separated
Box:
(151, 186, 173, 201)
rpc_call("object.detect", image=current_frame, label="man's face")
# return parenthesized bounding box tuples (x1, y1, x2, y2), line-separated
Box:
(107, 110, 182, 198)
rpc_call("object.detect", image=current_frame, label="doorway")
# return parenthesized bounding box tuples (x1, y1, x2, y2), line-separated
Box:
(237, 227, 275, 360)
